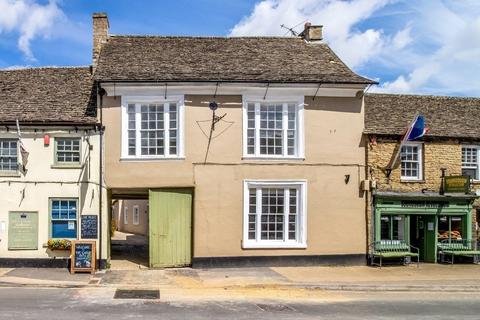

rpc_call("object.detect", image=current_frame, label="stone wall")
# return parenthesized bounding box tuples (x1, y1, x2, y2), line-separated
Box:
(366, 136, 480, 244)
(367, 137, 462, 192)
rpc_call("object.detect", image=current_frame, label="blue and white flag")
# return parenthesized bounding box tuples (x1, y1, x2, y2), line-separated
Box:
(386, 114, 429, 172)
(405, 115, 429, 141)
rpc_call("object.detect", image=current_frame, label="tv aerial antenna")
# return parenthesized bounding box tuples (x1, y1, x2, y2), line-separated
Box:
(197, 83, 235, 164)
(280, 20, 308, 37)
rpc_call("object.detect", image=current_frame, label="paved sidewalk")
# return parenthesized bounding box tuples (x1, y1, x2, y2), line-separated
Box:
(2, 264, 480, 292)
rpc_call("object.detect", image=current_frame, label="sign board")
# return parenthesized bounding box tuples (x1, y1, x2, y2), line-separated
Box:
(80, 215, 98, 239)
(70, 240, 96, 274)
(444, 175, 470, 193)
(8, 212, 38, 250)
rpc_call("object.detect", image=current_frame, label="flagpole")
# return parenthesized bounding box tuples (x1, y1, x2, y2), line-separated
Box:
(385, 113, 419, 176)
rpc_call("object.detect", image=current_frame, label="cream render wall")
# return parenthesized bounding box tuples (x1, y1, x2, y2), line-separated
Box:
(112, 199, 148, 235)
(0, 129, 108, 260)
(103, 93, 367, 258)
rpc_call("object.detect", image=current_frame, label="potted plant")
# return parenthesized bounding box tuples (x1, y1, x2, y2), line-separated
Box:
(47, 239, 72, 251)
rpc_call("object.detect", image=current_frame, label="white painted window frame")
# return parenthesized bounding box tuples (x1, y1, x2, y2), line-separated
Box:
(400, 142, 423, 181)
(461, 145, 480, 181)
(243, 179, 307, 249)
(121, 95, 185, 160)
(242, 96, 305, 159)
(133, 205, 140, 225)
(124, 206, 128, 225)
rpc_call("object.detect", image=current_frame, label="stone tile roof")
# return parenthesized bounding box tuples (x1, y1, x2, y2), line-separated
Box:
(0, 67, 97, 125)
(94, 36, 375, 84)
(365, 93, 480, 139)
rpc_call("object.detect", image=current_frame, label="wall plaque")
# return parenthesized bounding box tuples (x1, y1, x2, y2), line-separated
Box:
(8, 212, 38, 250)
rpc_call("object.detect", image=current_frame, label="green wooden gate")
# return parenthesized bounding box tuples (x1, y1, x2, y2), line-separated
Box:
(148, 189, 192, 268)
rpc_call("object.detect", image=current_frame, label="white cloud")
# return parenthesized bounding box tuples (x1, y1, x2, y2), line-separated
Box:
(231, 0, 480, 96)
(0, 0, 64, 60)
(375, 2, 480, 96)
(230, 0, 396, 69)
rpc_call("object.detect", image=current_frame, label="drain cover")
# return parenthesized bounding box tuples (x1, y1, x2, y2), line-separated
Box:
(256, 304, 295, 312)
(114, 289, 160, 300)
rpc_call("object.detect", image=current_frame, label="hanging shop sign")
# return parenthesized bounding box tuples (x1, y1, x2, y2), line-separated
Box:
(70, 240, 96, 274)
(444, 176, 470, 193)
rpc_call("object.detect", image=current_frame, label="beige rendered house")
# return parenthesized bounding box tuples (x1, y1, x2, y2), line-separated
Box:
(364, 93, 480, 264)
(92, 13, 376, 267)
(0, 67, 108, 267)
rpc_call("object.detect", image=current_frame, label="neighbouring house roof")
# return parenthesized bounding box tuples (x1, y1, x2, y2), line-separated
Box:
(0, 67, 97, 125)
(364, 93, 480, 139)
(94, 36, 376, 85)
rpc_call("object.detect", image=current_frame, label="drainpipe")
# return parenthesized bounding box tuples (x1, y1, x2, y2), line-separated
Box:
(439, 168, 446, 195)
(98, 83, 106, 268)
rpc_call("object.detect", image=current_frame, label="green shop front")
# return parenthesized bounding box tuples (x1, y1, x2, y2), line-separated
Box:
(373, 192, 477, 262)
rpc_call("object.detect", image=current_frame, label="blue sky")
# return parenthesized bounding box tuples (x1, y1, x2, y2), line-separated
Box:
(0, 0, 479, 97)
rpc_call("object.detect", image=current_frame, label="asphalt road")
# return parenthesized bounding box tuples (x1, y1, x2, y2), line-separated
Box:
(1, 287, 480, 319)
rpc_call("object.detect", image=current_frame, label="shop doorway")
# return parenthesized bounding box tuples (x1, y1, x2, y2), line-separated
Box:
(410, 215, 437, 262)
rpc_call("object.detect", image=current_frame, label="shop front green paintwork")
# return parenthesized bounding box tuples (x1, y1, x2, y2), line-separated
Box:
(374, 196, 474, 262)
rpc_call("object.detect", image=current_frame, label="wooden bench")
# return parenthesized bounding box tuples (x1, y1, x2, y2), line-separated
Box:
(438, 239, 480, 264)
(369, 240, 419, 268)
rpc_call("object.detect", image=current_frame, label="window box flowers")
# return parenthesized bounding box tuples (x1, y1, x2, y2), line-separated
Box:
(47, 239, 72, 251)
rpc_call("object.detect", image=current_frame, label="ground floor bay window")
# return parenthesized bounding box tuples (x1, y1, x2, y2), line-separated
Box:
(243, 180, 306, 248)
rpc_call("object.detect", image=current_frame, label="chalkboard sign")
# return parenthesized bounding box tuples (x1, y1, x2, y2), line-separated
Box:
(70, 240, 96, 274)
(81, 215, 98, 239)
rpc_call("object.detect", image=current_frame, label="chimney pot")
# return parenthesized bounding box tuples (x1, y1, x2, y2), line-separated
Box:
(301, 23, 323, 42)
(92, 12, 109, 67)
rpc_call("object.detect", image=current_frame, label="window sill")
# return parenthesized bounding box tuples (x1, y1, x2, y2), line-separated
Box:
(242, 157, 305, 161)
(242, 242, 307, 249)
(120, 157, 185, 162)
(0, 171, 21, 177)
(51, 164, 83, 169)
(400, 179, 425, 183)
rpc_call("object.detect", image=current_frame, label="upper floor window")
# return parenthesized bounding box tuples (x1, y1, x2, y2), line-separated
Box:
(243, 98, 304, 158)
(122, 97, 184, 159)
(400, 143, 422, 180)
(55, 138, 81, 164)
(243, 180, 306, 248)
(0, 139, 18, 172)
(462, 146, 479, 180)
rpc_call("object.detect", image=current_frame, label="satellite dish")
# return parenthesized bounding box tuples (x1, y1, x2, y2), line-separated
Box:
(209, 101, 218, 111)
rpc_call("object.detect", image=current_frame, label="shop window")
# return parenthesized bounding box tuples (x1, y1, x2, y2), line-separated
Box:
(400, 143, 422, 180)
(438, 216, 464, 240)
(462, 146, 479, 180)
(124, 206, 128, 225)
(243, 180, 306, 248)
(380, 215, 405, 241)
(50, 199, 77, 238)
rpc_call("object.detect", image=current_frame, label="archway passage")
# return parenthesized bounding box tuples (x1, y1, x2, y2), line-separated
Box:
(109, 188, 192, 269)
(110, 190, 149, 270)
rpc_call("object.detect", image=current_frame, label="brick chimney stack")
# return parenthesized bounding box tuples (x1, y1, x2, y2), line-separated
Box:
(92, 13, 109, 67)
(301, 22, 323, 42)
